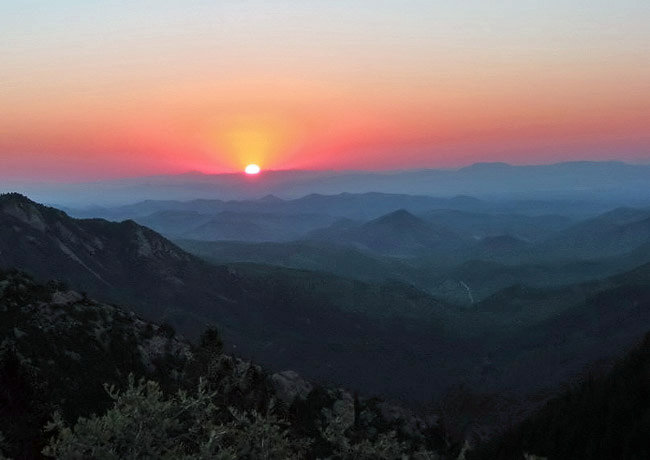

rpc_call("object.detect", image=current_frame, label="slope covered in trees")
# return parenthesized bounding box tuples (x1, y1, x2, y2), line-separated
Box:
(0, 269, 443, 459)
(472, 331, 650, 459)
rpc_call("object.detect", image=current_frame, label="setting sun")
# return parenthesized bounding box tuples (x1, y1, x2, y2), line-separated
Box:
(245, 164, 261, 175)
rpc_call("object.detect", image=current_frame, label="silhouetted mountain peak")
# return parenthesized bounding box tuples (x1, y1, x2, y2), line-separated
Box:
(0, 194, 195, 293)
(340, 209, 463, 255)
(258, 194, 283, 203)
(597, 206, 650, 224)
(459, 162, 513, 172)
(367, 209, 426, 229)
(0, 192, 69, 231)
(0, 192, 48, 212)
(0, 192, 31, 204)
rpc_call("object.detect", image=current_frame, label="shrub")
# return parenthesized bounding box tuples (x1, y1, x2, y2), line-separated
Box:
(199, 326, 223, 353)
(42, 375, 310, 459)
(158, 322, 176, 339)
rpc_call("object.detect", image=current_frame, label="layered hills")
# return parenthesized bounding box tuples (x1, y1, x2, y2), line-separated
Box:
(3, 193, 650, 408)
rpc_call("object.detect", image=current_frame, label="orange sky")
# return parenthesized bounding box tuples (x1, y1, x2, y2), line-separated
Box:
(1, 1, 649, 180)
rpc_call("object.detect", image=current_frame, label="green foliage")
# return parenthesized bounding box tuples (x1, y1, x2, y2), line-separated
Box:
(323, 416, 408, 459)
(0, 271, 193, 457)
(320, 407, 439, 459)
(0, 269, 439, 458)
(220, 406, 311, 460)
(43, 375, 310, 459)
(42, 373, 440, 459)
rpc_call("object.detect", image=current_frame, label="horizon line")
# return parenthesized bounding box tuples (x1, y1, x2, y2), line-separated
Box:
(4, 158, 649, 186)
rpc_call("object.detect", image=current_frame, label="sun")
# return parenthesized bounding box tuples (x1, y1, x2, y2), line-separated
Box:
(245, 164, 261, 175)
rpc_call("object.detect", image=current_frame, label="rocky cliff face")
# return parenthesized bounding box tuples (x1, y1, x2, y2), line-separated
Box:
(0, 193, 198, 293)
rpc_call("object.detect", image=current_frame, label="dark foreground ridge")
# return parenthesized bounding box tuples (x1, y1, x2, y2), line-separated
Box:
(471, 331, 650, 460)
(0, 269, 443, 459)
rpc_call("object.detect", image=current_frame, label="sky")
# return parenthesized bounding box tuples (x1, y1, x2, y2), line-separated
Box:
(1, 0, 649, 180)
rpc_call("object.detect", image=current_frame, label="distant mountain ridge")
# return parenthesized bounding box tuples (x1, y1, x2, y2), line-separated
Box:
(308, 209, 462, 256)
(66, 191, 489, 221)
(536, 206, 650, 260)
(60, 190, 621, 250)
(8, 160, 650, 206)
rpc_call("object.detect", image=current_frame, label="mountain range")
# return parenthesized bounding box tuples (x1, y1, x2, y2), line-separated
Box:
(10, 161, 650, 207)
(0, 193, 459, 401)
(3, 192, 650, 406)
(3, 190, 650, 458)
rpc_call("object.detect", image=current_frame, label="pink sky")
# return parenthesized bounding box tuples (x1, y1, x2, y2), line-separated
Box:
(2, 1, 649, 180)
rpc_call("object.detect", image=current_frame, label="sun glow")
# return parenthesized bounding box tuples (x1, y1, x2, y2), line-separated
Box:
(245, 164, 261, 175)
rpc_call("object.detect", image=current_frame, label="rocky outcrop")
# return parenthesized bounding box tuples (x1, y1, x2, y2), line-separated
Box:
(270, 370, 314, 405)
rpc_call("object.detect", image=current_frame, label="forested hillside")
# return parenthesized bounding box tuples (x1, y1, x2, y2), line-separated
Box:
(0, 270, 443, 459)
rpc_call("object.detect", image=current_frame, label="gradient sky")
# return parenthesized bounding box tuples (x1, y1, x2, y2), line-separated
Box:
(1, 0, 649, 180)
